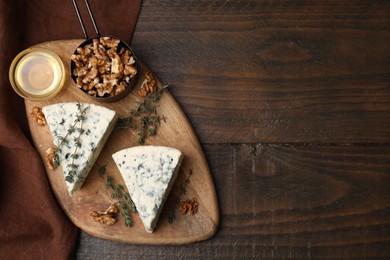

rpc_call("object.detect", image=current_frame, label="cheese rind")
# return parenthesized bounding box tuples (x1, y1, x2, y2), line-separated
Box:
(112, 146, 184, 233)
(43, 102, 117, 195)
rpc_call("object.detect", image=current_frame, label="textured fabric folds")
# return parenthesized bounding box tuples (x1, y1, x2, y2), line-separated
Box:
(0, 0, 142, 259)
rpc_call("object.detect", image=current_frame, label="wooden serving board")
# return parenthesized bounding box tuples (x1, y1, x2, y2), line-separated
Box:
(25, 39, 219, 244)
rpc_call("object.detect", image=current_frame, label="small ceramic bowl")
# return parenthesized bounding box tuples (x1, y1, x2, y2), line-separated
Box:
(9, 47, 65, 101)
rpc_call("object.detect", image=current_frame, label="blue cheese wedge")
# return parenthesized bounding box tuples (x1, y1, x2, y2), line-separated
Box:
(43, 102, 117, 195)
(112, 146, 184, 233)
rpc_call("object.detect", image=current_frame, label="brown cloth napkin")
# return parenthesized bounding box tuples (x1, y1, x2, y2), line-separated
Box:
(0, 0, 142, 259)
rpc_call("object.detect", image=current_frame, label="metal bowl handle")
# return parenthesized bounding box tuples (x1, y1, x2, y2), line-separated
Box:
(72, 0, 101, 39)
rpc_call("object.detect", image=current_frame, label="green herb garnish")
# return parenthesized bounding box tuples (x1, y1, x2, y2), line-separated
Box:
(53, 103, 89, 183)
(104, 174, 137, 227)
(116, 85, 168, 144)
(99, 165, 107, 176)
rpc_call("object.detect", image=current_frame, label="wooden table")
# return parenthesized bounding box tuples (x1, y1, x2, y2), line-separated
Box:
(75, 1, 390, 258)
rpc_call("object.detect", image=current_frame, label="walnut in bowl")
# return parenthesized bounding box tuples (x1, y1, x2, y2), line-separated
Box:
(71, 36, 138, 102)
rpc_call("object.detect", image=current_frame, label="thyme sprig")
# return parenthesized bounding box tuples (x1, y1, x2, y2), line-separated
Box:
(53, 103, 89, 183)
(102, 167, 137, 227)
(116, 201, 135, 227)
(168, 169, 193, 224)
(116, 85, 168, 144)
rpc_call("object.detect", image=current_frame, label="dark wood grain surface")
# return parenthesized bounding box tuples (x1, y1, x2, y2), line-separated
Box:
(76, 0, 390, 259)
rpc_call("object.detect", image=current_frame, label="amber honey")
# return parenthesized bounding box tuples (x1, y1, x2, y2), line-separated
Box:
(9, 48, 65, 101)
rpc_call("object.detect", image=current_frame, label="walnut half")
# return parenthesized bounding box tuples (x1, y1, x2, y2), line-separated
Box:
(90, 205, 119, 225)
(179, 198, 199, 215)
(137, 70, 157, 97)
(30, 106, 46, 126)
(45, 147, 57, 170)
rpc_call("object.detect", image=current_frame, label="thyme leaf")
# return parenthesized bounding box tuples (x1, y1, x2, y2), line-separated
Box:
(99, 165, 107, 176)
